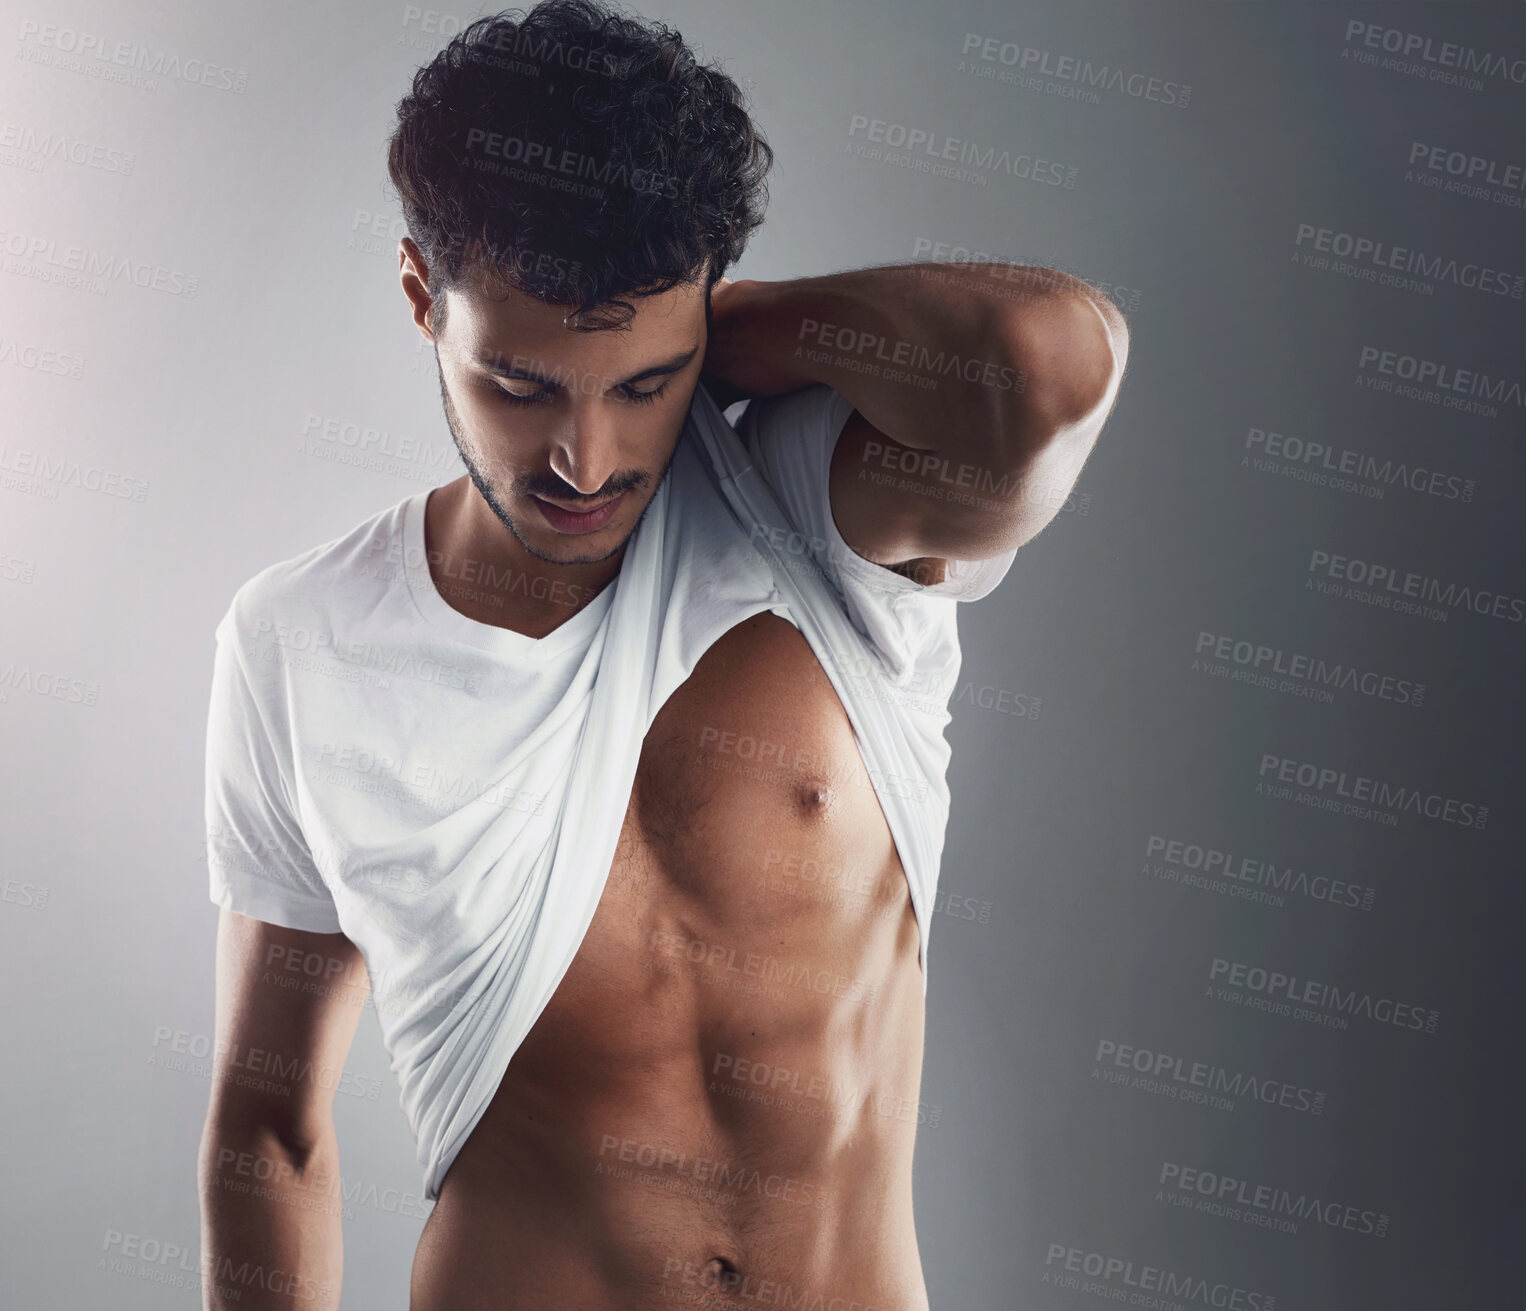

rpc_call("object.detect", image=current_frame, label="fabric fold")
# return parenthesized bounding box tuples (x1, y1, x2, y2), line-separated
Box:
(204, 381, 1014, 1200)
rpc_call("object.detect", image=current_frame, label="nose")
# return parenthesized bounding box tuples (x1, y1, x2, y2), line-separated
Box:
(548, 399, 622, 497)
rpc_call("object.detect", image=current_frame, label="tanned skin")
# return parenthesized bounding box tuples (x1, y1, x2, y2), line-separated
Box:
(198, 244, 1128, 1310)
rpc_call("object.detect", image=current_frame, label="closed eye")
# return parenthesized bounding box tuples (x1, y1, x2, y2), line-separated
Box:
(495, 380, 670, 407)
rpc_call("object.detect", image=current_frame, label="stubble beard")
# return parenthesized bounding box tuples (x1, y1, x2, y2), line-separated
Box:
(434, 349, 675, 568)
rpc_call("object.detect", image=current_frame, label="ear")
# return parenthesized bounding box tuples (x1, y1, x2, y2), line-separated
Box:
(399, 238, 437, 343)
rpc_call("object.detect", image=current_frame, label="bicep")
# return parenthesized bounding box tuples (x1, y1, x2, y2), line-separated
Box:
(208, 908, 370, 1148)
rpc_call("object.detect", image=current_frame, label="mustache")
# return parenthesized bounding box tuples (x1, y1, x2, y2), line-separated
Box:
(522, 472, 647, 503)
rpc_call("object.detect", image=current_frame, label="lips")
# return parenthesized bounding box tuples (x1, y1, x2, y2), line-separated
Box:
(532, 491, 625, 534)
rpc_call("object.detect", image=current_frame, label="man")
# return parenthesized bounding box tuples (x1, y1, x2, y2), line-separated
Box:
(197, 2, 1128, 1307)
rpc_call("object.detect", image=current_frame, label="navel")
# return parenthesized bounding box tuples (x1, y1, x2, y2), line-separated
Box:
(702, 1256, 744, 1291)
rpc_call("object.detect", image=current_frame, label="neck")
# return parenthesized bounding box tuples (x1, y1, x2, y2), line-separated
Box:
(425, 477, 626, 639)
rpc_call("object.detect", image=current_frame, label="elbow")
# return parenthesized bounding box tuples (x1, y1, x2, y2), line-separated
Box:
(201, 1099, 333, 1174)
(994, 289, 1127, 456)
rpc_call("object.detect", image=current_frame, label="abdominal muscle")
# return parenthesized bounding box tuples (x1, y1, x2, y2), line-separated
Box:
(408, 613, 932, 1311)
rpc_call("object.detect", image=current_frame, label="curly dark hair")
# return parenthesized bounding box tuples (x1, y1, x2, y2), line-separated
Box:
(387, 0, 773, 332)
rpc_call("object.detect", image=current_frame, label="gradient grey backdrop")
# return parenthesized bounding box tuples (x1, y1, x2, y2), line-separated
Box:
(2, 1, 1521, 1307)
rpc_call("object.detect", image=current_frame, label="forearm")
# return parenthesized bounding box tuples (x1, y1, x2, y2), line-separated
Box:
(706, 262, 1117, 463)
(198, 1115, 345, 1310)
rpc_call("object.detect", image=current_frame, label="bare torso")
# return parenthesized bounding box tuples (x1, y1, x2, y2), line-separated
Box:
(407, 605, 931, 1311)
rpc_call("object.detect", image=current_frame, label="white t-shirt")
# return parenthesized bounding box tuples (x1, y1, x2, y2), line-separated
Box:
(204, 379, 1016, 1198)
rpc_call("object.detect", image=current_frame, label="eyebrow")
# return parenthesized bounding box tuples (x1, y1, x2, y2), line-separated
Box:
(474, 344, 701, 387)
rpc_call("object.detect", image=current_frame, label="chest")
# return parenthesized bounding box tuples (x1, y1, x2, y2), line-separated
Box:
(624, 610, 903, 904)
(541, 610, 913, 1018)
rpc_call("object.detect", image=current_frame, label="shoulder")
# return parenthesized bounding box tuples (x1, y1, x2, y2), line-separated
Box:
(217, 495, 414, 653)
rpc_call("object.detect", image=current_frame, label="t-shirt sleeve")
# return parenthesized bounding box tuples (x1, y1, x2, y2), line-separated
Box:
(736, 383, 1018, 683)
(739, 382, 1019, 605)
(204, 600, 342, 934)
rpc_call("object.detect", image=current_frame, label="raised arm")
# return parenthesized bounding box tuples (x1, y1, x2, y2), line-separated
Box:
(198, 910, 370, 1310)
(703, 262, 1130, 581)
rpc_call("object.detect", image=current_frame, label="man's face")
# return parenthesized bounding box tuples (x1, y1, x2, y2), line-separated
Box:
(430, 272, 710, 566)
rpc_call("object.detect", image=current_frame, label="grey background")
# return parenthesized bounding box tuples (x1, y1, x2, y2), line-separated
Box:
(1, 1, 1521, 1307)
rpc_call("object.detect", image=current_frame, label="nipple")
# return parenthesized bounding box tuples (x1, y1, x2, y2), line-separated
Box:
(798, 783, 834, 815)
